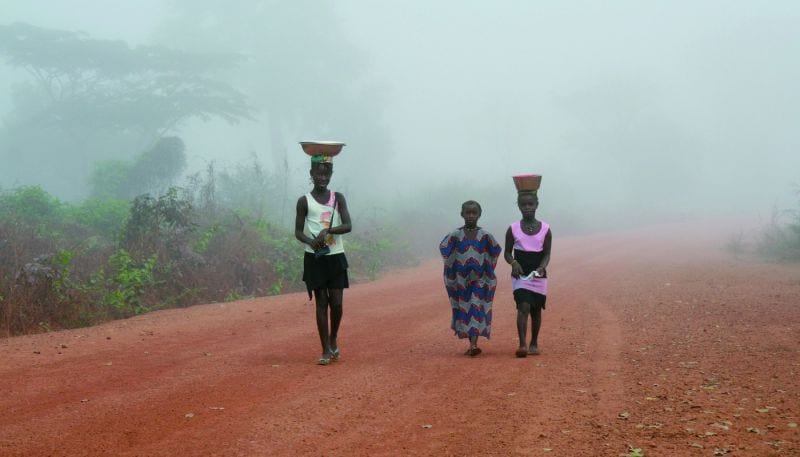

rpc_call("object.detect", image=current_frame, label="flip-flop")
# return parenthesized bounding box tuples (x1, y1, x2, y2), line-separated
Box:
(515, 348, 528, 358)
(331, 348, 340, 361)
(317, 357, 331, 365)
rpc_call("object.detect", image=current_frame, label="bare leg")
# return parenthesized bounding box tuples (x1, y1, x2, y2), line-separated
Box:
(328, 288, 343, 356)
(466, 334, 481, 356)
(529, 305, 542, 354)
(314, 289, 332, 359)
(516, 302, 530, 356)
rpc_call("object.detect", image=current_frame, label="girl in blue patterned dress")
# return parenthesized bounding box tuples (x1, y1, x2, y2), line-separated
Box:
(439, 200, 502, 356)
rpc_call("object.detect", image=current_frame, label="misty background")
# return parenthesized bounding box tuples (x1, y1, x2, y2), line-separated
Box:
(2, 0, 799, 249)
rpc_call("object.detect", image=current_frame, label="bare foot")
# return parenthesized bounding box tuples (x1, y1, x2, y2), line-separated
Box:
(515, 347, 528, 358)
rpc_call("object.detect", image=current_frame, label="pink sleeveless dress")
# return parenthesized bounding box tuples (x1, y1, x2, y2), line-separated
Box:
(510, 221, 549, 296)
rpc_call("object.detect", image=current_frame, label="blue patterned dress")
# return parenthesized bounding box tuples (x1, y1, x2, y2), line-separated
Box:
(439, 227, 502, 339)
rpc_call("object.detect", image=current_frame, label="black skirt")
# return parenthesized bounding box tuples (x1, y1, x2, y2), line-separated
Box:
(513, 288, 547, 311)
(303, 252, 349, 298)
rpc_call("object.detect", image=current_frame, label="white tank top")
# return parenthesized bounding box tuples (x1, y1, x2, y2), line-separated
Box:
(303, 191, 345, 255)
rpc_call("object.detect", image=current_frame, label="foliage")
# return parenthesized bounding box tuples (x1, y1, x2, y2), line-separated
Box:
(216, 154, 280, 221)
(95, 250, 158, 317)
(627, 447, 645, 457)
(0, 179, 410, 337)
(752, 186, 800, 262)
(122, 187, 195, 256)
(0, 22, 254, 198)
(50, 249, 75, 300)
(756, 210, 800, 262)
(87, 161, 131, 200)
(155, 2, 393, 208)
(0, 185, 60, 228)
(89, 136, 187, 200)
(62, 198, 128, 241)
(254, 218, 304, 294)
(346, 225, 409, 281)
(192, 225, 221, 254)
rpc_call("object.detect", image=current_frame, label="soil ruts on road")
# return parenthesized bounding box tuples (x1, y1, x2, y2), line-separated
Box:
(1, 221, 798, 456)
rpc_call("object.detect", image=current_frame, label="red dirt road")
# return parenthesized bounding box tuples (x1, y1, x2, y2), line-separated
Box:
(1, 222, 798, 456)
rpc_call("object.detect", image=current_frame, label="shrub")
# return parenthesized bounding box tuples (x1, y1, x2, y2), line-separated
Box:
(756, 210, 800, 261)
(347, 224, 409, 281)
(0, 186, 62, 236)
(94, 250, 158, 317)
(62, 198, 130, 241)
(0, 181, 412, 337)
(122, 187, 195, 256)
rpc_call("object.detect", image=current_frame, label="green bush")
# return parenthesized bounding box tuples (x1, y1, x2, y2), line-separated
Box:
(347, 227, 406, 280)
(193, 224, 221, 254)
(62, 198, 130, 240)
(122, 187, 195, 256)
(254, 218, 304, 294)
(0, 182, 411, 337)
(95, 250, 158, 317)
(0, 186, 62, 235)
(88, 137, 187, 200)
(88, 160, 131, 199)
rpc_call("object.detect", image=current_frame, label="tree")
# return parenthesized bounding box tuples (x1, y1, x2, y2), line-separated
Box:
(154, 1, 392, 221)
(0, 22, 255, 199)
(89, 136, 187, 200)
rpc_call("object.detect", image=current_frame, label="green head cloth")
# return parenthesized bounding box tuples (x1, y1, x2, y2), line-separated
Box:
(310, 154, 334, 164)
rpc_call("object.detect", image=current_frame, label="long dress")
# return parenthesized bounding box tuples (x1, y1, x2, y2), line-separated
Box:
(439, 227, 502, 339)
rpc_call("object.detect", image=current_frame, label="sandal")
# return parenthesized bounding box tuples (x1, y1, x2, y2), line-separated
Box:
(528, 345, 540, 355)
(515, 348, 528, 358)
(317, 356, 331, 365)
(331, 348, 340, 361)
(468, 346, 482, 357)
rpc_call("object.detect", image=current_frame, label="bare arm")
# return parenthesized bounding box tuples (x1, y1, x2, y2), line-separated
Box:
(504, 227, 523, 277)
(536, 229, 552, 275)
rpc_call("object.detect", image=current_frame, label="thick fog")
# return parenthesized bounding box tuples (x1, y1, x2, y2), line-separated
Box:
(2, 1, 799, 240)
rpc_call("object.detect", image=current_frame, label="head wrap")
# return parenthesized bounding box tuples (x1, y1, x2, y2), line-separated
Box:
(310, 154, 334, 164)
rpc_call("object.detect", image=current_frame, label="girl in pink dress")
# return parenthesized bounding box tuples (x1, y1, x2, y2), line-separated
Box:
(504, 186, 552, 358)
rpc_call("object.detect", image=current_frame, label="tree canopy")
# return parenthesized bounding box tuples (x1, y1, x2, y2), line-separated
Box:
(155, 1, 392, 211)
(0, 22, 255, 199)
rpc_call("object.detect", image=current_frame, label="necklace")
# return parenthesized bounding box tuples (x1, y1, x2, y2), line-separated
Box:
(521, 220, 539, 233)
